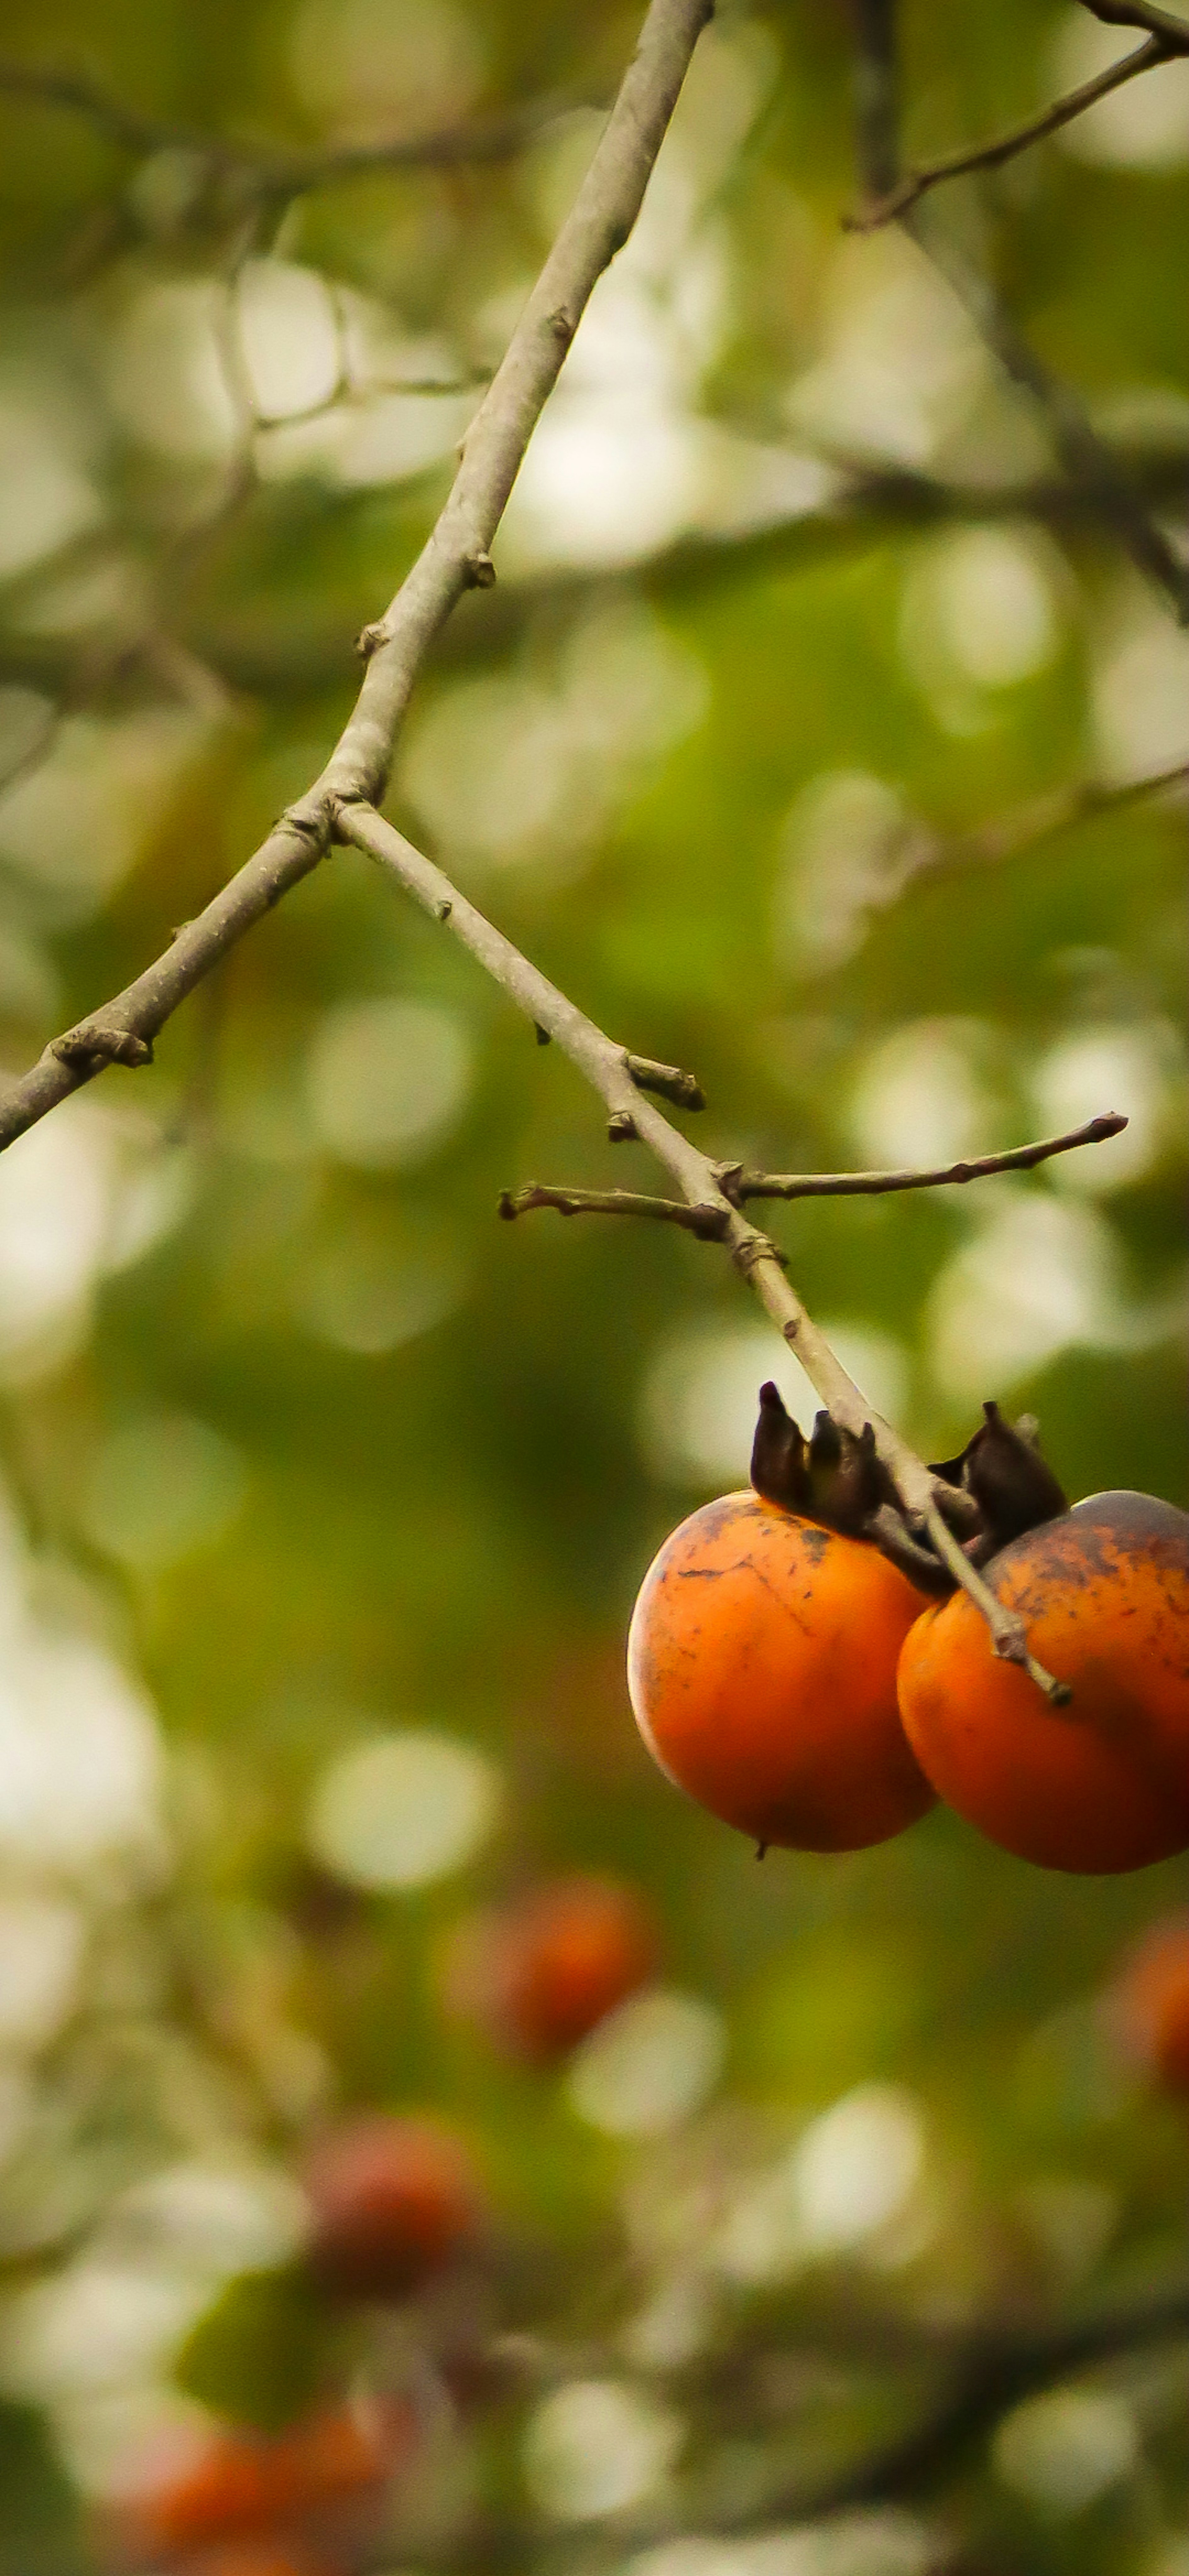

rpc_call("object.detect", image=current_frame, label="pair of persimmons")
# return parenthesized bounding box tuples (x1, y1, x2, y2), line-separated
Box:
(627, 1393, 1189, 1877)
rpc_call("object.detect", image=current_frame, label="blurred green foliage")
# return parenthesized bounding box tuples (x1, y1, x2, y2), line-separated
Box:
(0, 2, 1186, 2572)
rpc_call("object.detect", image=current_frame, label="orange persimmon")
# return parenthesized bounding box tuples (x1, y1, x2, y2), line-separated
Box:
(1112, 1916, 1189, 2092)
(107, 2399, 408, 2562)
(443, 1875, 658, 2062)
(303, 2114, 482, 2301)
(626, 1490, 936, 1850)
(897, 1490, 1189, 1873)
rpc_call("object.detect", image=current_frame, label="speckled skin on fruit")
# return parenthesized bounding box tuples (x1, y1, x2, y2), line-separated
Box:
(627, 1490, 936, 1851)
(897, 1490, 1189, 1874)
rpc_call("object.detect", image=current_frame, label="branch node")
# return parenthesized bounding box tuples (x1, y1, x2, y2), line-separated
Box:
(733, 1231, 789, 1277)
(607, 1111, 638, 1143)
(464, 551, 497, 589)
(547, 306, 576, 343)
(625, 1052, 706, 1111)
(712, 1159, 745, 1206)
(436, 898, 453, 921)
(535, 1024, 551, 1046)
(51, 1023, 153, 1070)
(355, 620, 387, 659)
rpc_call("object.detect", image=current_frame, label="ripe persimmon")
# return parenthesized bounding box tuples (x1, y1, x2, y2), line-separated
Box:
(442, 1875, 658, 2062)
(626, 1490, 936, 1850)
(897, 1490, 1189, 1873)
(1111, 1916, 1189, 2093)
(303, 2113, 482, 2300)
(107, 2399, 407, 2561)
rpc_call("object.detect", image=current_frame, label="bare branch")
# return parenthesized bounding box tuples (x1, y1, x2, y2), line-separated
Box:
(892, 758, 1189, 901)
(736, 1113, 1129, 1202)
(0, 0, 714, 1156)
(499, 1184, 729, 1236)
(0, 57, 594, 194)
(625, 1052, 707, 1110)
(846, 1, 1189, 624)
(338, 796, 1069, 1700)
(1080, 0, 1189, 45)
(851, 35, 1168, 227)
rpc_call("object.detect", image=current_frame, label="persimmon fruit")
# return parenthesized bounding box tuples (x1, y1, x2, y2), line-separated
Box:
(626, 1490, 936, 1850)
(1112, 1916, 1189, 2093)
(303, 2114, 482, 2300)
(108, 2400, 406, 2560)
(897, 1490, 1189, 1873)
(443, 1875, 659, 2062)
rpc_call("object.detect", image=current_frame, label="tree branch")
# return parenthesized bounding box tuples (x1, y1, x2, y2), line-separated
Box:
(499, 1184, 729, 1235)
(889, 758, 1189, 903)
(337, 796, 1068, 1702)
(851, 35, 1169, 228)
(0, 57, 593, 194)
(0, 0, 714, 1156)
(735, 1113, 1128, 1201)
(1080, 0, 1189, 44)
(846, 1, 1189, 624)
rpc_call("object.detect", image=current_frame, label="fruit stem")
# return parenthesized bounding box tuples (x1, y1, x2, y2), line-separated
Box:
(921, 1500, 1072, 1705)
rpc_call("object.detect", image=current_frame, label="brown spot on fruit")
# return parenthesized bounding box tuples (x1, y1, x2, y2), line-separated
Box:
(627, 1490, 935, 1851)
(896, 1492, 1189, 1872)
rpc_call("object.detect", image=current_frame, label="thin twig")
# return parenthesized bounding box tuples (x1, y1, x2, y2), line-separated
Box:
(0, 58, 593, 194)
(892, 758, 1189, 900)
(851, 35, 1168, 227)
(736, 1113, 1128, 1201)
(501, 1116, 1126, 1221)
(337, 796, 1068, 1700)
(1080, 0, 1189, 45)
(499, 1184, 729, 1236)
(0, 0, 714, 1156)
(626, 1052, 707, 1110)
(921, 1501, 1069, 1701)
(846, 1, 1189, 625)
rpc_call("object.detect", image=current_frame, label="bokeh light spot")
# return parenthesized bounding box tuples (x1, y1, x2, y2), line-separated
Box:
(307, 997, 472, 1169)
(567, 1990, 725, 2137)
(524, 2378, 682, 2519)
(993, 2386, 1139, 2513)
(308, 1730, 500, 1890)
(80, 1414, 247, 1572)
